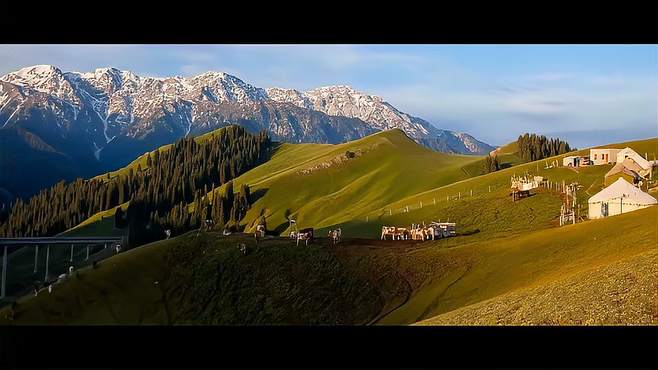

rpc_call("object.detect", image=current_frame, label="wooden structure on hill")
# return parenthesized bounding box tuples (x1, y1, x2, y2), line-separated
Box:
(510, 174, 541, 201)
(560, 182, 581, 226)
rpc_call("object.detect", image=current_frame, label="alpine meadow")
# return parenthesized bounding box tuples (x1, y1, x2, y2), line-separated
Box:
(0, 46, 656, 326)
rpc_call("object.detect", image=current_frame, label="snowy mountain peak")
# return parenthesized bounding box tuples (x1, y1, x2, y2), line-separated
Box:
(0, 64, 494, 167)
(265, 87, 313, 109)
(3, 64, 64, 86)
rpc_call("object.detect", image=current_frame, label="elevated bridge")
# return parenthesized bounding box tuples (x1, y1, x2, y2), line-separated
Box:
(0, 237, 123, 300)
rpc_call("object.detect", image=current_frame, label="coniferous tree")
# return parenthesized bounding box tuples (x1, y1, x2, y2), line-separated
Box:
(0, 125, 270, 239)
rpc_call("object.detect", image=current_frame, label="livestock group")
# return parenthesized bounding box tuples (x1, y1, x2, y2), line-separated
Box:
(381, 222, 456, 240)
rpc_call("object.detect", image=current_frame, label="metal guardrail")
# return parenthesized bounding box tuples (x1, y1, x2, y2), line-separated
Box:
(0, 237, 123, 300)
(0, 237, 122, 245)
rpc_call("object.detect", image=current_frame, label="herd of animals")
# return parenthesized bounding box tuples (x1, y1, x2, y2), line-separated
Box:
(249, 218, 456, 247)
(380, 222, 456, 241)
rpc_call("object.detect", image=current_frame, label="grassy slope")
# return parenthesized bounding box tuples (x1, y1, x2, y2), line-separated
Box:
(67, 129, 482, 237)
(337, 137, 658, 240)
(209, 129, 482, 234)
(0, 233, 400, 325)
(2, 205, 655, 326)
(375, 205, 658, 324)
(415, 249, 658, 325)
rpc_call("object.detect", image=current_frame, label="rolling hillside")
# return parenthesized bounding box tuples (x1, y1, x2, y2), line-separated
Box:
(1, 202, 655, 325)
(69, 128, 484, 237)
(3, 131, 655, 325)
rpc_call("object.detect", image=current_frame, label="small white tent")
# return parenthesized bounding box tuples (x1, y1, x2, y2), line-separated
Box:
(588, 177, 657, 219)
(616, 147, 652, 173)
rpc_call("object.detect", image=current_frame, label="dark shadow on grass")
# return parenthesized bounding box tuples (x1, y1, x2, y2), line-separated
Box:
(459, 228, 480, 236)
(250, 188, 268, 204)
(270, 220, 290, 236)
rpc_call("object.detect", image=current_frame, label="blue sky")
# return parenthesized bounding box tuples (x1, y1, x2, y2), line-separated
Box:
(0, 44, 655, 147)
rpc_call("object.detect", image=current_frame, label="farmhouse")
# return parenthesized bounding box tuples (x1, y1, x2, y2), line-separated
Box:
(563, 155, 590, 167)
(588, 177, 657, 219)
(563, 155, 580, 167)
(589, 148, 620, 166)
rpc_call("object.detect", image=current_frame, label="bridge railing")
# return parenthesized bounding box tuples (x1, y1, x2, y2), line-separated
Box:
(0, 237, 122, 302)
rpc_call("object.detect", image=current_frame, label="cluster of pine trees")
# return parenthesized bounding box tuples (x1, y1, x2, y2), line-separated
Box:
(483, 155, 500, 173)
(0, 125, 270, 241)
(517, 133, 573, 162)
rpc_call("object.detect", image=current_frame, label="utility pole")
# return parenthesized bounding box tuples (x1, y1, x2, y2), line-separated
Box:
(44, 245, 50, 282)
(34, 246, 38, 273)
(1, 245, 7, 300)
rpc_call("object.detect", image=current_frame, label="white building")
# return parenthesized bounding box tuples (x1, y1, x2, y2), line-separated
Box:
(588, 177, 657, 219)
(563, 155, 580, 167)
(590, 148, 620, 166)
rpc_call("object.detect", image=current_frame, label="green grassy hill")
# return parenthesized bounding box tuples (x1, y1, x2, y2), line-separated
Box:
(218, 129, 483, 234)
(65, 132, 657, 247)
(415, 248, 658, 325)
(70, 129, 484, 238)
(6, 132, 654, 325)
(375, 205, 658, 324)
(2, 202, 655, 325)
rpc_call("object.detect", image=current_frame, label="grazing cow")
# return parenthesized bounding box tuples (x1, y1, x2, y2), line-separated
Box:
(296, 228, 314, 246)
(238, 243, 248, 255)
(381, 226, 396, 240)
(68, 266, 74, 275)
(115, 244, 122, 254)
(382, 226, 411, 240)
(328, 228, 342, 245)
(254, 224, 266, 243)
(395, 227, 410, 240)
(164, 229, 171, 239)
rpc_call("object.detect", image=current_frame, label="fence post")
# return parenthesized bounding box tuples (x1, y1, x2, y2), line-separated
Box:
(470, 189, 473, 197)
(458, 192, 461, 199)
(420, 201, 423, 208)
(86, 246, 90, 261)
(70, 244, 74, 262)
(488, 185, 491, 193)
(433, 198, 436, 205)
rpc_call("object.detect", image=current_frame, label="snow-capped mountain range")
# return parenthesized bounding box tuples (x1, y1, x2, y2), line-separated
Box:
(0, 65, 493, 200)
